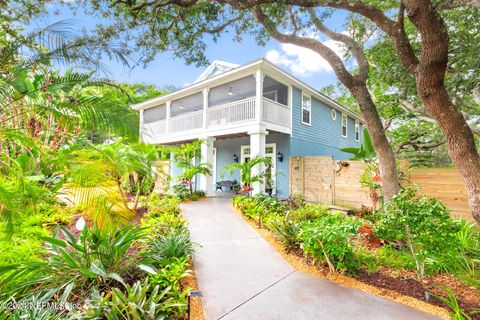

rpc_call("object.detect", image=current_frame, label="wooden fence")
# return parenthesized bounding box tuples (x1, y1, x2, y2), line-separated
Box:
(289, 156, 472, 222)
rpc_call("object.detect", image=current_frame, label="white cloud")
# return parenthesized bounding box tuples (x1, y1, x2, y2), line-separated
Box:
(265, 39, 344, 77)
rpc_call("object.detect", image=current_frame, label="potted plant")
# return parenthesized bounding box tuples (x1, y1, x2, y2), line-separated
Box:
(265, 165, 274, 196)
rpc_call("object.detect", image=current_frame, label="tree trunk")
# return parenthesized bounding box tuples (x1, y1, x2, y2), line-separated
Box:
(352, 85, 401, 201)
(403, 0, 480, 223)
(419, 86, 480, 222)
(133, 175, 144, 212)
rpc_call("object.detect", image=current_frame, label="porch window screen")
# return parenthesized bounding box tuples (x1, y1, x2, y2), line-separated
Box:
(143, 104, 166, 123)
(302, 95, 311, 125)
(342, 113, 348, 137)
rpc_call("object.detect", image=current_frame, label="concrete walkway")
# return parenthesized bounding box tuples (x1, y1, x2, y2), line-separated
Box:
(182, 195, 441, 320)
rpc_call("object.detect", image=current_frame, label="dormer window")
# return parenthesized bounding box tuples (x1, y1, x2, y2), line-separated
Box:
(302, 94, 311, 125)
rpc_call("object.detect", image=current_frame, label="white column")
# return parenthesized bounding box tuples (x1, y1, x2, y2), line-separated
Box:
(202, 87, 209, 129)
(166, 101, 171, 135)
(139, 109, 144, 142)
(288, 85, 293, 132)
(254, 69, 264, 124)
(199, 137, 216, 195)
(249, 129, 268, 196)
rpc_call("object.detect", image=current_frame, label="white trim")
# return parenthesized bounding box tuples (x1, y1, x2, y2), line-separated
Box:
(194, 60, 239, 83)
(341, 113, 348, 138)
(263, 89, 278, 102)
(331, 109, 337, 120)
(355, 120, 360, 142)
(301, 93, 312, 126)
(139, 110, 144, 142)
(132, 58, 363, 123)
(288, 85, 293, 137)
(240, 145, 250, 163)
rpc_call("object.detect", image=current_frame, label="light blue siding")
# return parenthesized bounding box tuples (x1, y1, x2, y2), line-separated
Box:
(290, 86, 361, 160)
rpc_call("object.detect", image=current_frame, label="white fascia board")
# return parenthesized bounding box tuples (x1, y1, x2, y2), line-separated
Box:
(131, 59, 263, 111)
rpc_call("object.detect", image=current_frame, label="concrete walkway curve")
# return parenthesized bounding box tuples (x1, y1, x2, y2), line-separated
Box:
(182, 195, 442, 320)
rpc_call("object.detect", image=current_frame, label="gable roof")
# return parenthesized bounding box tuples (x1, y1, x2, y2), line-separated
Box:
(132, 58, 363, 122)
(193, 60, 239, 83)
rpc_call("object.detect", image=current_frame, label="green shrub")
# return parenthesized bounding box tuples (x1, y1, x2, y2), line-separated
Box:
(81, 279, 184, 319)
(0, 225, 146, 301)
(147, 233, 195, 266)
(147, 193, 181, 217)
(375, 187, 461, 279)
(143, 212, 188, 237)
(148, 257, 191, 315)
(266, 214, 300, 252)
(298, 213, 361, 274)
(0, 218, 50, 267)
(290, 204, 328, 222)
(374, 246, 416, 271)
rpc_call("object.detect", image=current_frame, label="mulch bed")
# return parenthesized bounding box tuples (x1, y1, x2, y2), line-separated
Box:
(357, 268, 480, 319)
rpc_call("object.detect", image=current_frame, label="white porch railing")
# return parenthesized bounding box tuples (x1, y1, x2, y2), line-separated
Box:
(169, 110, 203, 133)
(262, 97, 291, 128)
(141, 96, 292, 141)
(207, 97, 256, 128)
(143, 119, 167, 138)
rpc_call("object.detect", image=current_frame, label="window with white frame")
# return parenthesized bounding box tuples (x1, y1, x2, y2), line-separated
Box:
(355, 121, 360, 141)
(302, 94, 311, 125)
(341, 113, 348, 137)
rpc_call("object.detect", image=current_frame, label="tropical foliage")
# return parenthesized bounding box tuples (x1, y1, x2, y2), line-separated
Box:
(233, 193, 480, 317)
(172, 139, 211, 195)
(0, 19, 195, 319)
(222, 156, 272, 195)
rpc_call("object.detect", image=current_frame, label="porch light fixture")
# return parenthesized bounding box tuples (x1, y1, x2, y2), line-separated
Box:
(228, 87, 233, 96)
(233, 154, 239, 163)
(277, 152, 283, 162)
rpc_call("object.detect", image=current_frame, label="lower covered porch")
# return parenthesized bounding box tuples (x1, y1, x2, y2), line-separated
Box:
(170, 130, 291, 198)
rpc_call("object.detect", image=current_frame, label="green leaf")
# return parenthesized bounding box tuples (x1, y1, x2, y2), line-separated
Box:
(107, 272, 126, 287)
(89, 260, 107, 277)
(138, 264, 157, 275)
(60, 249, 78, 268)
(40, 236, 67, 248)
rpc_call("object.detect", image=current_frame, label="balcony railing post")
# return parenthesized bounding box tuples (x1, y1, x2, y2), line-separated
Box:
(166, 100, 171, 135)
(202, 88, 209, 129)
(254, 69, 264, 124)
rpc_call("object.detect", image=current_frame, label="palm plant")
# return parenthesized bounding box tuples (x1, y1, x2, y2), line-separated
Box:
(172, 140, 211, 194)
(128, 143, 166, 210)
(222, 156, 272, 195)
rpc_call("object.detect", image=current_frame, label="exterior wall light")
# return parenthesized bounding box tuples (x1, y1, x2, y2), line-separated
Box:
(277, 152, 283, 162)
(233, 154, 239, 163)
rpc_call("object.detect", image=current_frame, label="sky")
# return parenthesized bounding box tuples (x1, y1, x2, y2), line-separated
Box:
(29, 2, 346, 92)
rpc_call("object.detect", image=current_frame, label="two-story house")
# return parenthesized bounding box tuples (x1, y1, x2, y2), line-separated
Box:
(132, 58, 363, 198)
